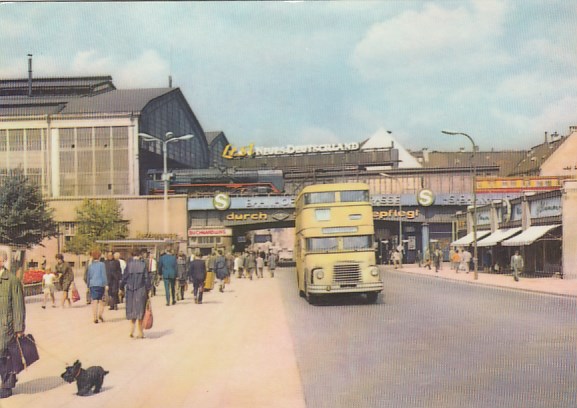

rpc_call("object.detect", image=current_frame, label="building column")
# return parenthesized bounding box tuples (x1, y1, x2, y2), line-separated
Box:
(421, 222, 429, 255)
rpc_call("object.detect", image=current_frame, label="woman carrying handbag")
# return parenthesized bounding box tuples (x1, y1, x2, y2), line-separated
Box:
(120, 250, 152, 339)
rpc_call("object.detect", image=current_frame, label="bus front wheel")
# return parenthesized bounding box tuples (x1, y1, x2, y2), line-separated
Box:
(366, 292, 379, 304)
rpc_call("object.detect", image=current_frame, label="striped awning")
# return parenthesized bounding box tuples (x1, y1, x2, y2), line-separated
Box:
(501, 225, 561, 246)
(450, 230, 491, 247)
(476, 228, 523, 247)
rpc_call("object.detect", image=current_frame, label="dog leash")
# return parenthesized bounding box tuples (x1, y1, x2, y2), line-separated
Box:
(24, 334, 70, 366)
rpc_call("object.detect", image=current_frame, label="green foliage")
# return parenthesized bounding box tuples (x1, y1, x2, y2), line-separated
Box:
(64, 199, 129, 255)
(0, 170, 58, 247)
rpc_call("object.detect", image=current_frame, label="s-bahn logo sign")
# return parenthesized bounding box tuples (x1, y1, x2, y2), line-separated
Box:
(213, 193, 231, 211)
(416, 189, 435, 207)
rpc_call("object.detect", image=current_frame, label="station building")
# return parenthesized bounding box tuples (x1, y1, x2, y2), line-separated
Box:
(1, 71, 576, 277)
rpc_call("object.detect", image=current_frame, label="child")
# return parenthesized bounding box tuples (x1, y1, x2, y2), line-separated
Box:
(42, 267, 57, 308)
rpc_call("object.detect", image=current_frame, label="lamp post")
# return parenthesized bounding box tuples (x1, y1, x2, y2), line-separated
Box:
(380, 173, 403, 266)
(442, 130, 478, 280)
(138, 131, 195, 234)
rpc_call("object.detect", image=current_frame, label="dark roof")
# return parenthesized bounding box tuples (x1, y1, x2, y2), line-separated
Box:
(0, 76, 115, 97)
(0, 88, 176, 117)
(508, 137, 566, 176)
(205, 131, 225, 144)
(410, 150, 527, 176)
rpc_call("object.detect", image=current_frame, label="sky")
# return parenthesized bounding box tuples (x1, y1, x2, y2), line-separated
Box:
(1, 1, 577, 151)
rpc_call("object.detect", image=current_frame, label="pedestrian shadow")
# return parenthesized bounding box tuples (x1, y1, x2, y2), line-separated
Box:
(144, 329, 173, 339)
(15, 376, 64, 394)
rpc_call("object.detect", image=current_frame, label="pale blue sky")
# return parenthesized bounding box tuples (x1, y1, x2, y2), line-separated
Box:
(2, 1, 576, 151)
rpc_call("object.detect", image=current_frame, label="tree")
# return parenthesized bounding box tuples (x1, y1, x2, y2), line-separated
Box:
(65, 199, 129, 255)
(0, 170, 58, 247)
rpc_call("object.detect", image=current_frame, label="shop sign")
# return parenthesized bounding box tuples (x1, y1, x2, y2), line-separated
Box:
(511, 203, 523, 221)
(373, 209, 421, 220)
(213, 193, 231, 211)
(188, 228, 231, 237)
(416, 189, 435, 206)
(476, 209, 491, 226)
(530, 196, 561, 218)
(226, 212, 268, 221)
(254, 142, 359, 157)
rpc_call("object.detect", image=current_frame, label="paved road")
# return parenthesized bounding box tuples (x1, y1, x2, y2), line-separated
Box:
(279, 267, 577, 408)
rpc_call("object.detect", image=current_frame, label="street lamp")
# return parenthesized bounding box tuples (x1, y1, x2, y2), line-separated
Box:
(442, 130, 478, 280)
(138, 131, 195, 234)
(380, 173, 403, 266)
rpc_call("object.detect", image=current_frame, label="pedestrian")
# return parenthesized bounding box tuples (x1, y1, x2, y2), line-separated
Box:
(41, 266, 57, 309)
(245, 252, 256, 280)
(451, 248, 461, 273)
(415, 250, 422, 267)
(120, 250, 151, 339)
(423, 248, 432, 270)
(55, 253, 75, 308)
(176, 252, 188, 300)
(104, 251, 122, 310)
(234, 253, 244, 278)
(214, 250, 229, 292)
(268, 251, 277, 278)
(0, 250, 26, 399)
(510, 250, 524, 282)
(256, 254, 265, 278)
(392, 249, 402, 269)
(433, 247, 442, 273)
(188, 254, 207, 304)
(460, 249, 472, 273)
(143, 251, 158, 297)
(158, 249, 177, 306)
(86, 250, 108, 324)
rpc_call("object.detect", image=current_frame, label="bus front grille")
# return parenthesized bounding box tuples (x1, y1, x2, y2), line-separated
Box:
(333, 262, 361, 283)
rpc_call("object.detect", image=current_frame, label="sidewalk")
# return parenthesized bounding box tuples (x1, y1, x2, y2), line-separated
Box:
(384, 262, 577, 298)
(4, 272, 306, 408)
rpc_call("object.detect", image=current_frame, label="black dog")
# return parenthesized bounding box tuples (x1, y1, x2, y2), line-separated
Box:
(61, 360, 109, 396)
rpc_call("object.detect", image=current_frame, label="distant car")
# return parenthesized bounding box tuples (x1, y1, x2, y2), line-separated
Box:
(278, 249, 294, 266)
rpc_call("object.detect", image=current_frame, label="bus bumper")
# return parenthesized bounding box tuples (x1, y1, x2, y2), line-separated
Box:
(307, 282, 384, 295)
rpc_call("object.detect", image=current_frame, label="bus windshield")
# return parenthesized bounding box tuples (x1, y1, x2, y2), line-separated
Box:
(306, 235, 373, 252)
(340, 190, 370, 202)
(342, 235, 372, 250)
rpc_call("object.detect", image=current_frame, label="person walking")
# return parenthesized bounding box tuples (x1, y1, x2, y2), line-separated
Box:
(451, 248, 461, 273)
(268, 251, 277, 278)
(460, 249, 472, 273)
(423, 248, 432, 270)
(104, 251, 122, 310)
(158, 249, 177, 306)
(41, 267, 57, 309)
(245, 251, 256, 280)
(510, 250, 524, 282)
(256, 254, 265, 278)
(143, 251, 158, 297)
(0, 250, 26, 399)
(86, 250, 108, 324)
(433, 247, 442, 273)
(176, 252, 188, 300)
(234, 253, 244, 278)
(120, 250, 151, 338)
(55, 253, 74, 308)
(188, 254, 207, 304)
(214, 250, 229, 292)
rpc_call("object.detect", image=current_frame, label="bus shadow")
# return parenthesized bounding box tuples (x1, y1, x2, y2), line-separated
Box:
(313, 293, 381, 306)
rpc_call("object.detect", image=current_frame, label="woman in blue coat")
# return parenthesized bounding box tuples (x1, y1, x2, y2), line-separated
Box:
(120, 251, 151, 338)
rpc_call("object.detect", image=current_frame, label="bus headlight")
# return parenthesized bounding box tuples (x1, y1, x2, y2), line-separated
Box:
(370, 267, 379, 277)
(314, 269, 325, 280)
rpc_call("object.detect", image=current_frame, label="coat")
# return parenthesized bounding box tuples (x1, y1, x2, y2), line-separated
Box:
(105, 259, 122, 291)
(56, 260, 74, 291)
(214, 255, 228, 280)
(158, 253, 177, 279)
(121, 258, 151, 320)
(0, 268, 26, 355)
(188, 259, 207, 283)
(86, 261, 108, 288)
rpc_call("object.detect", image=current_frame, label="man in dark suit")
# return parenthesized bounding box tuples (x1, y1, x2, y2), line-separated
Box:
(188, 254, 207, 304)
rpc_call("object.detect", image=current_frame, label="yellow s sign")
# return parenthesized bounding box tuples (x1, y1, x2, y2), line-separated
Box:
(213, 193, 231, 211)
(417, 189, 435, 207)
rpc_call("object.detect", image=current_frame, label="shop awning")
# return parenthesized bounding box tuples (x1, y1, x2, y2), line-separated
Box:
(476, 228, 523, 247)
(501, 225, 561, 246)
(450, 230, 491, 247)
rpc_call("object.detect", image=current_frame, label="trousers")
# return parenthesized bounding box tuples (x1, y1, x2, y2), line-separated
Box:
(163, 278, 176, 304)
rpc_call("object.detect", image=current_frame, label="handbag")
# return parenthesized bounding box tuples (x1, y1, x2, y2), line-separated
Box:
(8, 334, 40, 373)
(142, 300, 153, 330)
(71, 282, 81, 302)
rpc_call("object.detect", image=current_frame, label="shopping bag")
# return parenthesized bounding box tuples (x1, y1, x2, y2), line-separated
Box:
(8, 334, 40, 373)
(142, 300, 153, 330)
(71, 283, 81, 302)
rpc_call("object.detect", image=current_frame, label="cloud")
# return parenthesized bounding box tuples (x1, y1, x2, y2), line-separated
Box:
(114, 50, 170, 88)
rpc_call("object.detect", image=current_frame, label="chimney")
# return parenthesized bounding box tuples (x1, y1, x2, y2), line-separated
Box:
(544, 131, 548, 145)
(27, 54, 33, 97)
(168, 75, 172, 88)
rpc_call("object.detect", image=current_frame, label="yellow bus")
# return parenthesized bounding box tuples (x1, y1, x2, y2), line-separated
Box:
(294, 183, 383, 304)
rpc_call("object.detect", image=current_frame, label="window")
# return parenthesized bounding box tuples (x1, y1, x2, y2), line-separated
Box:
(340, 190, 369, 202)
(306, 237, 338, 252)
(315, 209, 331, 221)
(342, 235, 372, 251)
(305, 191, 335, 204)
